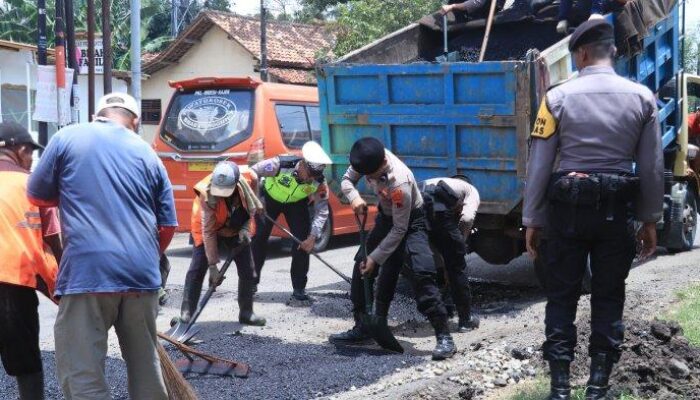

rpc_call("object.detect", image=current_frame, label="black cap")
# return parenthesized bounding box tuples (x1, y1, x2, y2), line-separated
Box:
(568, 19, 614, 52)
(0, 122, 43, 150)
(349, 137, 385, 175)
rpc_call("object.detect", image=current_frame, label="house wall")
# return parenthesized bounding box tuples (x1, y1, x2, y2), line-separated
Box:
(141, 28, 258, 144)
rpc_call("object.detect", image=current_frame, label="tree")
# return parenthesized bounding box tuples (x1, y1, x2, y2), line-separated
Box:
(333, 0, 443, 56)
(295, 0, 349, 22)
(685, 23, 700, 75)
(202, 0, 231, 12)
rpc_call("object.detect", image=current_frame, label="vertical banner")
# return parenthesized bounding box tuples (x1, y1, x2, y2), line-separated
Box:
(33, 65, 75, 125)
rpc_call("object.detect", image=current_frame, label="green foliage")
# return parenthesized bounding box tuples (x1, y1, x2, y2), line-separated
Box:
(685, 23, 700, 74)
(333, 0, 443, 56)
(202, 0, 231, 12)
(668, 284, 700, 346)
(507, 378, 641, 400)
(295, 0, 349, 22)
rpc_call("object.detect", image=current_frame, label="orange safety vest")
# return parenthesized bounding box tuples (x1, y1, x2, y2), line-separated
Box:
(191, 171, 257, 247)
(0, 170, 58, 296)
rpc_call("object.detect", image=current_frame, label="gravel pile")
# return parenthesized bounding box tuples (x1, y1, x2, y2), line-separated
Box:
(449, 21, 561, 61)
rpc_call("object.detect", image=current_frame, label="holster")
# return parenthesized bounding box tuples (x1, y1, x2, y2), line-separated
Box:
(548, 173, 639, 221)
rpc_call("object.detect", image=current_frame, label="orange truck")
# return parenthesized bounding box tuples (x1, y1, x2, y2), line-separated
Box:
(152, 76, 374, 251)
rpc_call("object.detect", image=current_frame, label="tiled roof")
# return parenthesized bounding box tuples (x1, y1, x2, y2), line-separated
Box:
(268, 67, 317, 85)
(143, 11, 335, 77)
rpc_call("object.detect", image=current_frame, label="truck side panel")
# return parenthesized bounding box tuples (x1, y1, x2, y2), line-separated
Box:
(318, 62, 532, 216)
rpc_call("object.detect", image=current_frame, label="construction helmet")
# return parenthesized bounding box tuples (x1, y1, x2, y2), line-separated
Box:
(210, 161, 240, 197)
(302, 141, 332, 176)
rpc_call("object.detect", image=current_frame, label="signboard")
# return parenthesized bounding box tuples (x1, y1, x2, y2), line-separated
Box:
(33, 65, 75, 125)
(77, 38, 104, 74)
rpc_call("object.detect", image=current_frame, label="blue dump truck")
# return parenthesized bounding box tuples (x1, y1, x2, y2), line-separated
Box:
(317, 2, 699, 268)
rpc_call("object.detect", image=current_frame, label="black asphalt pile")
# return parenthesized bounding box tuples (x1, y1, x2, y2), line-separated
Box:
(448, 21, 561, 62)
(535, 319, 700, 400)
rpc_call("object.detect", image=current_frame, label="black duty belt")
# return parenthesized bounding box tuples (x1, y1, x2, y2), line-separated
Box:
(547, 172, 639, 221)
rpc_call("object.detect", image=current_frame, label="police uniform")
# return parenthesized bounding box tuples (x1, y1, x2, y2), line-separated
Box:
(523, 20, 663, 399)
(421, 177, 480, 331)
(250, 155, 330, 296)
(331, 138, 456, 360)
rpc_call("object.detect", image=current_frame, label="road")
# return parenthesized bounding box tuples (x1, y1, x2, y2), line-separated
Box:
(1, 232, 698, 399)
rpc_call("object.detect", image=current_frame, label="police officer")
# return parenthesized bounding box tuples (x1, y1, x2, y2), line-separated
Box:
(329, 137, 456, 360)
(250, 141, 332, 301)
(177, 161, 266, 326)
(420, 177, 480, 332)
(523, 20, 663, 400)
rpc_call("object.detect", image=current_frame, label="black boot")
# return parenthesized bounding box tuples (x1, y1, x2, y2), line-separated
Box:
(329, 312, 372, 344)
(441, 289, 456, 319)
(178, 272, 203, 323)
(292, 288, 310, 301)
(238, 279, 266, 326)
(457, 305, 480, 332)
(548, 361, 571, 400)
(585, 353, 614, 399)
(17, 371, 44, 400)
(430, 316, 457, 360)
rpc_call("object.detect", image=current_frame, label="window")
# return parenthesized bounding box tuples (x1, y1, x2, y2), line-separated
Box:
(276, 104, 311, 149)
(141, 99, 162, 125)
(275, 104, 322, 149)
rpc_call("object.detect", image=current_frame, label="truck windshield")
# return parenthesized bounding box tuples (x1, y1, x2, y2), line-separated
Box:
(160, 89, 254, 152)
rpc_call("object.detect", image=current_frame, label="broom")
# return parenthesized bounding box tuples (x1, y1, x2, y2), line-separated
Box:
(157, 340, 199, 400)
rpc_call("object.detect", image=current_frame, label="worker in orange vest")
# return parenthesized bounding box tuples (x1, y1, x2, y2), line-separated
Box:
(175, 161, 266, 326)
(0, 122, 62, 400)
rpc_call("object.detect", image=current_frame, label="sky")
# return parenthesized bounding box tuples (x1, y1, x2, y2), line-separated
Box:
(231, 0, 302, 16)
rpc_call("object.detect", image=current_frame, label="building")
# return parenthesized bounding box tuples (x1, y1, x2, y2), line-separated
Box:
(140, 10, 335, 143)
(0, 39, 129, 140)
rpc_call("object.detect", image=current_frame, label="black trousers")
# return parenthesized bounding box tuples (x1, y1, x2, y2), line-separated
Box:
(428, 210, 472, 311)
(252, 191, 311, 290)
(186, 240, 256, 285)
(351, 209, 447, 319)
(541, 201, 635, 363)
(0, 283, 42, 376)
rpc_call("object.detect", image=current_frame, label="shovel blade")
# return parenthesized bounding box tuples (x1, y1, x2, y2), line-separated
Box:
(164, 321, 201, 345)
(362, 315, 404, 353)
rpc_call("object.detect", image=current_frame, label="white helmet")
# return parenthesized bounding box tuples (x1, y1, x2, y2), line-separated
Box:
(302, 141, 332, 165)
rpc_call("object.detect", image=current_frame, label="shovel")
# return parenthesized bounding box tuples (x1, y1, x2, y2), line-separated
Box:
(164, 244, 246, 344)
(263, 213, 351, 284)
(355, 211, 404, 353)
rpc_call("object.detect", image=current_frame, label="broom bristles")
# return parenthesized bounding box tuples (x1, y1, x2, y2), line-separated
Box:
(157, 342, 199, 400)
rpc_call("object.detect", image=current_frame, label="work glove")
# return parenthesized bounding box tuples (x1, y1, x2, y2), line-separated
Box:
(239, 228, 251, 245)
(208, 264, 222, 287)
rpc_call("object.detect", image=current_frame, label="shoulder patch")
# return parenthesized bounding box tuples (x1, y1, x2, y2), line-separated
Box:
(531, 99, 557, 139)
(391, 188, 404, 208)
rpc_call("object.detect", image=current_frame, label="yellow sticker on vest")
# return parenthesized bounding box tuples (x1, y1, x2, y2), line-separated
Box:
(531, 100, 557, 139)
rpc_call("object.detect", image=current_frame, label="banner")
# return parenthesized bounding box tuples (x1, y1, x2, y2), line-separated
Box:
(33, 65, 74, 125)
(77, 38, 104, 75)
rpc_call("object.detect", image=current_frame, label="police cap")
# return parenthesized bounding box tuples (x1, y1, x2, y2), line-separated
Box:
(349, 137, 385, 175)
(568, 19, 614, 52)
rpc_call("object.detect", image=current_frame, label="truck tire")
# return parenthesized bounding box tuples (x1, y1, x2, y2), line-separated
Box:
(471, 230, 522, 265)
(311, 204, 333, 253)
(664, 184, 698, 253)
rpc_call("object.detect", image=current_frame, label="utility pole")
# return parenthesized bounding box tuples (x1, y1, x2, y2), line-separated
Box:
(260, 0, 268, 81)
(102, 0, 113, 94)
(37, 0, 48, 148)
(87, 0, 96, 120)
(64, 0, 79, 124)
(172, 0, 179, 37)
(55, 0, 66, 127)
(132, 0, 142, 120)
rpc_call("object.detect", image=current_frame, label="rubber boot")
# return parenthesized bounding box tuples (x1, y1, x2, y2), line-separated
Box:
(238, 279, 266, 326)
(457, 305, 480, 333)
(430, 316, 457, 360)
(585, 353, 614, 400)
(329, 312, 372, 344)
(548, 361, 571, 400)
(178, 273, 203, 323)
(17, 371, 44, 400)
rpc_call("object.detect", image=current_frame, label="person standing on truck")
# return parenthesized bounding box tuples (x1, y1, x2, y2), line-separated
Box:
(329, 137, 457, 360)
(175, 161, 266, 326)
(250, 141, 332, 301)
(440, 0, 504, 20)
(27, 93, 177, 400)
(557, 0, 630, 34)
(0, 122, 62, 400)
(420, 176, 480, 332)
(523, 20, 662, 400)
